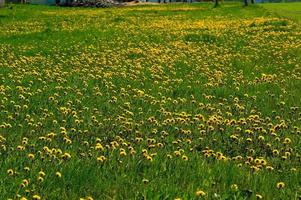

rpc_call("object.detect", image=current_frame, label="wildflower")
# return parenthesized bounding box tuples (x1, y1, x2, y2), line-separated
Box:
(119, 150, 127, 156)
(254, 159, 261, 165)
(281, 156, 287, 161)
(22, 138, 28, 145)
(28, 153, 35, 159)
(251, 166, 260, 172)
(62, 153, 71, 159)
(266, 166, 274, 171)
(22, 179, 29, 186)
(142, 178, 149, 184)
(276, 182, 285, 189)
(37, 176, 44, 183)
(136, 137, 143, 143)
(283, 138, 291, 144)
(260, 159, 267, 166)
(7, 169, 14, 176)
(97, 156, 106, 162)
(56, 172, 62, 178)
(157, 143, 164, 148)
(256, 194, 263, 199)
(32, 195, 41, 200)
(174, 151, 181, 157)
(258, 136, 265, 141)
(17, 145, 25, 151)
(231, 184, 238, 192)
(130, 150, 137, 155)
(24, 167, 30, 172)
(182, 155, 188, 161)
(195, 190, 206, 197)
(272, 150, 279, 156)
(142, 149, 148, 154)
(146, 156, 153, 162)
(284, 152, 291, 157)
(39, 171, 46, 177)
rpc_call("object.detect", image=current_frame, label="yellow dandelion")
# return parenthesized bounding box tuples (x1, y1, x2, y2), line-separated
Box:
(283, 138, 291, 144)
(7, 169, 14, 176)
(256, 194, 263, 199)
(182, 155, 188, 161)
(167, 154, 172, 159)
(142, 178, 149, 184)
(174, 151, 181, 157)
(39, 171, 46, 177)
(56, 172, 62, 178)
(32, 195, 41, 200)
(272, 149, 279, 156)
(17, 145, 25, 151)
(276, 182, 285, 189)
(230, 184, 238, 192)
(24, 167, 30, 172)
(119, 150, 127, 156)
(28, 153, 35, 159)
(37, 176, 44, 183)
(62, 152, 71, 159)
(146, 156, 153, 162)
(195, 190, 206, 197)
(97, 156, 106, 162)
(22, 179, 29, 186)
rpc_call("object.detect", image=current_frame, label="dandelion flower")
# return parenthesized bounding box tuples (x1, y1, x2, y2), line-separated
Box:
(32, 195, 41, 200)
(28, 153, 35, 159)
(39, 171, 46, 177)
(142, 178, 149, 184)
(56, 172, 62, 178)
(230, 184, 238, 191)
(256, 194, 263, 199)
(7, 169, 14, 176)
(37, 176, 44, 183)
(276, 182, 285, 189)
(195, 190, 206, 197)
(182, 155, 188, 161)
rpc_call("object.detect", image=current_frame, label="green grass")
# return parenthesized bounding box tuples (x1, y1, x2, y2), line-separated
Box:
(0, 3, 301, 200)
(261, 2, 301, 23)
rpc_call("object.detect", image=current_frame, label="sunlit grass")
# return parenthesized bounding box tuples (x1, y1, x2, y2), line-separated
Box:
(261, 2, 301, 23)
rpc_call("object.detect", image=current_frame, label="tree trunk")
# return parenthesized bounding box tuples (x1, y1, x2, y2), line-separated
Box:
(251, 0, 254, 4)
(244, 0, 248, 6)
(214, 0, 219, 7)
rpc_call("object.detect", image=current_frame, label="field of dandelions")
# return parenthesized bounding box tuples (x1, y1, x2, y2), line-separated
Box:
(1, 3, 301, 200)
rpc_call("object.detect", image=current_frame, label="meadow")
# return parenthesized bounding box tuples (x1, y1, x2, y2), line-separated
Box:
(262, 2, 301, 23)
(0, 2, 301, 200)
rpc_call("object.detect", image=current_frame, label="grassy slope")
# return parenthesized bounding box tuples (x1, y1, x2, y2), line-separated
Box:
(261, 2, 301, 23)
(0, 3, 301, 200)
